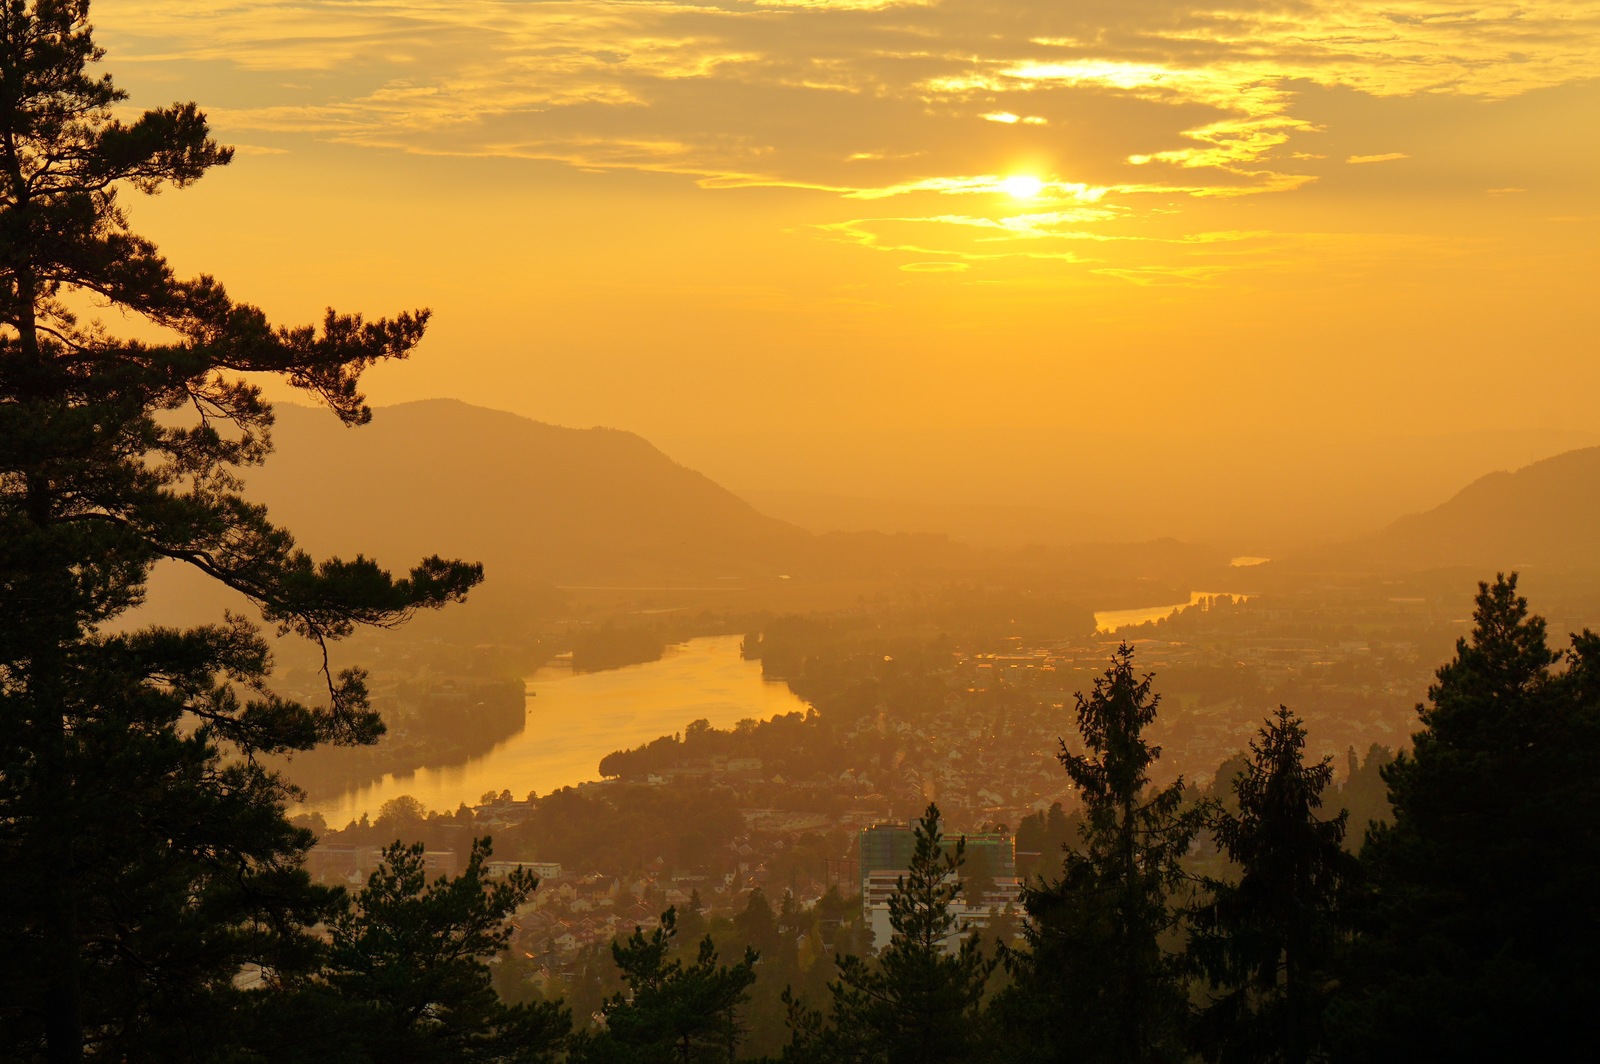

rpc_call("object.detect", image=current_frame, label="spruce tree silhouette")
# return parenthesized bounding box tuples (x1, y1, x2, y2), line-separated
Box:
(787, 804, 994, 1064)
(1188, 708, 1355, 1063)
(1329, 575, 1600, 1059)
(307, 839, 570, 1063)
(999, 644, 1199, 1064)
(570, 907, 757, 1063)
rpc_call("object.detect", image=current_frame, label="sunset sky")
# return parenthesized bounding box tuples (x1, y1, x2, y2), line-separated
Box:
(97, 1, 1599, 546)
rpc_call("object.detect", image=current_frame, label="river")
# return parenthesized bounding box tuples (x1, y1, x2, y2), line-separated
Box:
(308, 597, 1250, 824)
(1094, 591, 1253, 634)
(305, 634, 810, 826)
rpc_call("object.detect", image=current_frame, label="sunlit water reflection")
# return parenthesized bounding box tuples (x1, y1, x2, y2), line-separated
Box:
(304, 635, 809, 826)
(1094, 591, 1253, 634)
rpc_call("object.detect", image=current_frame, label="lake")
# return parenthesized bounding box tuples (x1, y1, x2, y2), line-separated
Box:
(306, 634, 810, 826)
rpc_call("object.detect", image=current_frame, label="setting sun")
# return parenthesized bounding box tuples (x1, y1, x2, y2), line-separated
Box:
(999, 174, 1044, 200)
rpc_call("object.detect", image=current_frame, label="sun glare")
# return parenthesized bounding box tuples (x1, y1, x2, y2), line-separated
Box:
(999, 175, 1044, 200)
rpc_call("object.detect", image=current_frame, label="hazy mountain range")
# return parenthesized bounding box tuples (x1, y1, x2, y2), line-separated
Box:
(254, 400, 811, 585)
(256, 400, 1599, 580)
(138, 401, 1600, 625)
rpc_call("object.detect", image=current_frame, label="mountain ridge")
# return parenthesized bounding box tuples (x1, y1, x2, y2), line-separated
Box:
(253, 398, 812, 585)
(1323, 445, 1600, 573)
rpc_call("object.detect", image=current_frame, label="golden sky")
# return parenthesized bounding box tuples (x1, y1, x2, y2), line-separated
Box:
(97, 1, 1600, 545)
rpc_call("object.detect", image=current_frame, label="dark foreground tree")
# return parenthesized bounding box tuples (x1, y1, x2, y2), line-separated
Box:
(282, 838, 567, 1062)
(0, 2, 479, 1059)
(569, 908, 758, 1064)
(1000, 644, 1199, 1063)
(1327, 575, 1600, 1058)
(1188, 708, 1354, 1063)
(788, 803, 993, 1064)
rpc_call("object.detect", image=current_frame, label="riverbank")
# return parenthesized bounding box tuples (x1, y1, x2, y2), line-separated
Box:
(303, 634, 811, 827)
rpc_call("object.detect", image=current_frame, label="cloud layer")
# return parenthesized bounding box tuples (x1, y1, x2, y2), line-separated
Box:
(101, 0, 1600, 278)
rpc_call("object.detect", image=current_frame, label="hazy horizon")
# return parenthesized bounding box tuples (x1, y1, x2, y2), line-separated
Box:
(269, 396, 1598, 555)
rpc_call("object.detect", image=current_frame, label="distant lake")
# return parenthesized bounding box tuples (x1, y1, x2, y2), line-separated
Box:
(1094, 591, 1253, 634)
(306, 635, 809, 826)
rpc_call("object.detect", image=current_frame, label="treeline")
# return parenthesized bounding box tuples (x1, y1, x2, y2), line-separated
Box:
(532, 885, 878, 1061)
(745, 588, 1097, 682)
(1010, 737, 1395, 881)
(564, 612, 771, 675)
(595, 619, 962, 788)
(568, 622, 672, 673)
(597, 623, 961, 785)
(283, 677, 528, 799)
(323, 782, 749, 876)
(597, 711, 839, 782)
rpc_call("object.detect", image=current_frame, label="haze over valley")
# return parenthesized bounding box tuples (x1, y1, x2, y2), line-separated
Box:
(141, 396, 1600, 828)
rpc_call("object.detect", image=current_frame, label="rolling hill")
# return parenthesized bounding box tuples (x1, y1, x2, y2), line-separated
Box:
(1329, 446, 1600, 573)
(248, 399, 813, 586)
